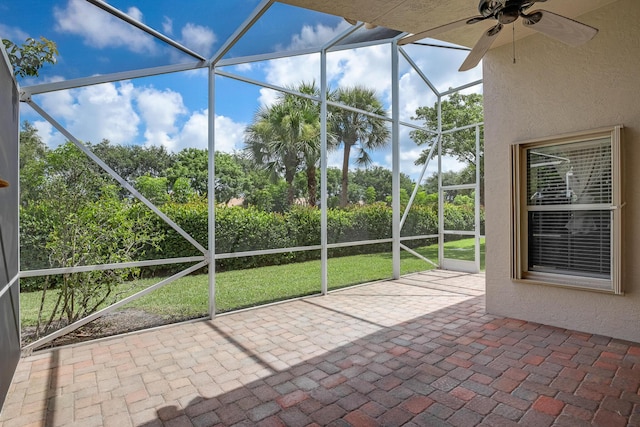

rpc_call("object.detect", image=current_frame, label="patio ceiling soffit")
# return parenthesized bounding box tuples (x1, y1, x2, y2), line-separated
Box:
(277, 0, 619, 49)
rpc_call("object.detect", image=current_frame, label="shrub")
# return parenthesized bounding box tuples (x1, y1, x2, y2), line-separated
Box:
(22, 197, 484, 278)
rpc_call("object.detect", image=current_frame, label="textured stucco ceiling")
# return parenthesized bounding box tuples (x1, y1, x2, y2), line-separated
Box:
(279, 0, 618, 48)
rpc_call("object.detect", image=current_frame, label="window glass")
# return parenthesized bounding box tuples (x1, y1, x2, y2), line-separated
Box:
(512, 127, 622, 293)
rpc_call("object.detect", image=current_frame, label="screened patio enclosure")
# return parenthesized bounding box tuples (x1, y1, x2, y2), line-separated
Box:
(2, 0, 483, 356)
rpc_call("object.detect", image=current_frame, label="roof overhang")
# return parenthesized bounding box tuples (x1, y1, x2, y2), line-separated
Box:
(279, 0, 617, 48)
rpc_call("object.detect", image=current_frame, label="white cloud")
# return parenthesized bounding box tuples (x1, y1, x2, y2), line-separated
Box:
(25, 74, 247, 154)
(180, 23, 217, 58)
(32, 120, 65, 148)
(234, 63, 253, 72)
(215, 115, 246, 153)
(400, 43, 483, 94)
(330, 45, 392, 96)
(35, 81, 140, 145)
(174, 110, 246, 153)
(0, 24, 28, 42)
(327, 150, 343, 170)
(162, 17, 173, 35)
(287, 23, 348, 50)
(54, 0, 156, 54)
(75, 82, 141, 144)
(175, 110, 207, 150)
(125, 7, 143, 22)
(136, 87, 186, 151)
(258, 87, 281, 108)
(398, 69, 438, 123)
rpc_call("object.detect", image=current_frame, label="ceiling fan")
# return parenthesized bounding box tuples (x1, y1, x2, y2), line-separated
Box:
(399, 0, 598, 71)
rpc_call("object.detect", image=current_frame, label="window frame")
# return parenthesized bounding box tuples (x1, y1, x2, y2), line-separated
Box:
(511, 126, 623, 294)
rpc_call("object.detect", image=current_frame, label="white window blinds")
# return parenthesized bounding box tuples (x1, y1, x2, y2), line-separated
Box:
(526, 139, 612, 279)
(512, 126, 622, 293)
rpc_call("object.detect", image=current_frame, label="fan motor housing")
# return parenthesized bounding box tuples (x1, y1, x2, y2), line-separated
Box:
(498, 5, 521, 24)
(478, 0, 538, 20)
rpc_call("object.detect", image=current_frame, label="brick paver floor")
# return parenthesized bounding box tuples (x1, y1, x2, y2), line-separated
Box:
(1, 270, 639, 426)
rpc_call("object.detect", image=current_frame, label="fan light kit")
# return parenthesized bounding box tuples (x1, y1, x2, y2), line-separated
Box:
(398, 0, 598, 71)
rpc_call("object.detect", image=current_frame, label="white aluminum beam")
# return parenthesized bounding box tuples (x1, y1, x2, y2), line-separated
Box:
(400, 244, 438, 267)
(216, 47, 320, 68)
(210, 0, 274, 65)
(391, 41, 401, 279)
(400, 234, 439, 241)
(475, 124, 482, 273)
(215, 69, 321, 102)
(320, 48, 329, 296)
(19, 256, 206, 278)
(442, 121, 485, 135)
(399, 120, 437, 132)
(441, 80, 483, 97)
(86, 0, 205, 60)
(208, 64, 216, 317)
(399, 47, 440, 97)
(400, 139, 437, 230)
(327, 238, 393, 249)
(215, 245, 322, 260)
(22, 62, 204, 96)
(437, 96, 444, 266)
(0, 274, 19, 301)
(442, 183, 477, 191)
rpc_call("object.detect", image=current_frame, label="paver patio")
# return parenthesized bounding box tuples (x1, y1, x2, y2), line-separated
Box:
(1, 270, 639, 426)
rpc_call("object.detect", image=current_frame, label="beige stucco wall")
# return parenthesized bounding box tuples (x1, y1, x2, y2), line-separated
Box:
(483, 0, 640, 342)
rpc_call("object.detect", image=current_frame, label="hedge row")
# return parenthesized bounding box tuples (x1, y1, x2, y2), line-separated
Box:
(145, 201, 482, 273)
(20, 200, 483, 277)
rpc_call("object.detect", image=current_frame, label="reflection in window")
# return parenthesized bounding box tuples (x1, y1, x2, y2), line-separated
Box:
(512, 127, 622, 293)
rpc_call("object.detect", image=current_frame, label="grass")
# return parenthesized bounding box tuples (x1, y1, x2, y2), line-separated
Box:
(20, 238, 485, 327)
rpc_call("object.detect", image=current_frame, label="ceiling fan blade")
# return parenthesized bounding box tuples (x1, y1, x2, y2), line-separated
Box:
(459, 23, 503, 71)
(398, 17, 478, 46)
(522, 10, 598, 46)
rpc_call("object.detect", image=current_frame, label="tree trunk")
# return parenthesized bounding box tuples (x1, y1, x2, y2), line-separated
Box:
(285, 168, 295, 207)
(307, 166, 317, 207)
(340, 143, 352, 208)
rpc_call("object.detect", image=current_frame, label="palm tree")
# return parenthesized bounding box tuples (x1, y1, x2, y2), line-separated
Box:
(289, 82, 324, 207)
(330, 86, 390, 207)
(245, 83, 322, 207)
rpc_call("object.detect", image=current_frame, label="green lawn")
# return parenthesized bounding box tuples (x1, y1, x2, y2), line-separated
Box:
(20, 238, 485, 327)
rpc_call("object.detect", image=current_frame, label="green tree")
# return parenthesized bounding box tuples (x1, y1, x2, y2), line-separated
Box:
(2, 37, 58, 77)
(92, 140, 172, 186)
(171, 177, 196, 204)
(214, 152, 245, 205)
(411, 92, 483, 166)
(35, 186, 159, 335)
(330, 86, 390, 207)
(135, 175, 169, 206)
(364, 186, 377, 204)
(18, 141, 160, 334)
(349, 166, 414, 204)
(423, 169, 476, 203)
(412, 91, 484, 203)
(245, 82, 323, 207)
(293, 82, 325, 207)
(166, 148, 208, 196)
(19, 121, 48, 206)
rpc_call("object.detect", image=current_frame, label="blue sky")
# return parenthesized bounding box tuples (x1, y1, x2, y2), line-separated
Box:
(1, 0, 483, 178)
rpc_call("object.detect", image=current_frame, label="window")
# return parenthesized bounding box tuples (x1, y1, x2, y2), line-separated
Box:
(511, 126, 623, 293)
